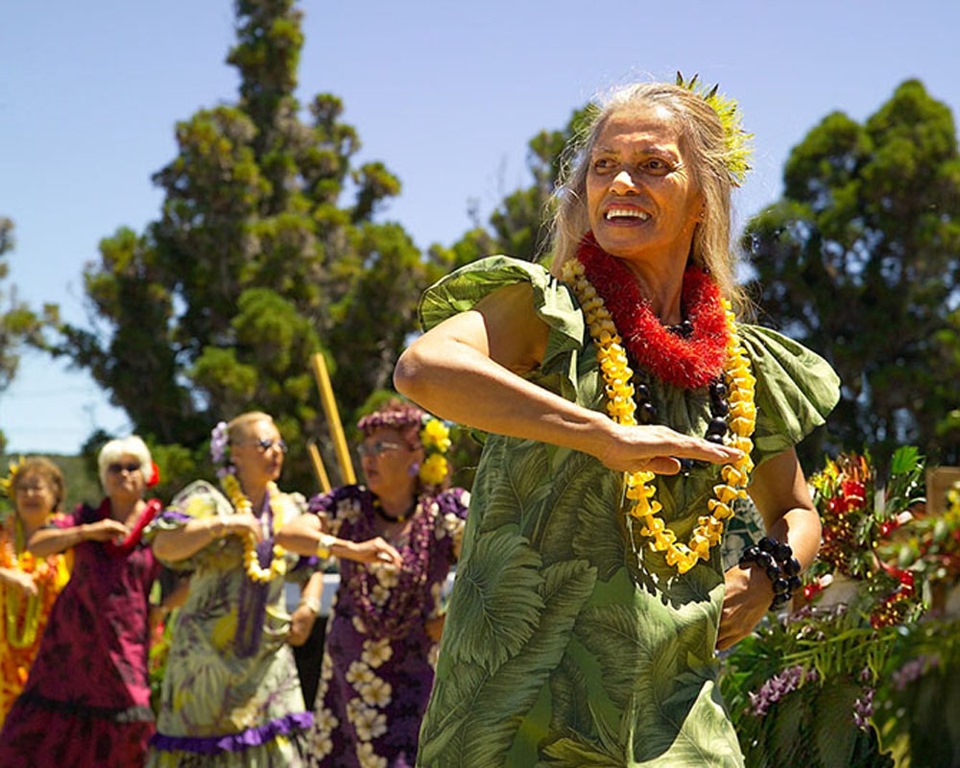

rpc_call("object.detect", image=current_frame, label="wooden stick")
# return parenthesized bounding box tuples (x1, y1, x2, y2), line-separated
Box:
(311, 353, 356, 485)
(307, 442, 332, 494)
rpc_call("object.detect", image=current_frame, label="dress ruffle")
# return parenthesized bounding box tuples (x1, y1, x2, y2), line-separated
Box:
(149, 711, 312, 755)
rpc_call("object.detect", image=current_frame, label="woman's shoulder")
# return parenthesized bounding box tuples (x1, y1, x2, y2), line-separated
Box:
(420, 256, 582, 336)
(167, 479, 231, 518)
(307, 484, 371, 515)
(737, 323, 841, 458)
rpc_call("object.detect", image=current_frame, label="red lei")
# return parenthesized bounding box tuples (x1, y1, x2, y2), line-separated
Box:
(99, 498, 162, 557)
(575, 232, 729, 389)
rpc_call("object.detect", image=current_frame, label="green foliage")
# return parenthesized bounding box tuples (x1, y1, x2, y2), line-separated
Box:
(743, 80, 960, 465)
(435, 107, 592, 269)
(0, 217, 45, 437)
(41, 1, 446, 493)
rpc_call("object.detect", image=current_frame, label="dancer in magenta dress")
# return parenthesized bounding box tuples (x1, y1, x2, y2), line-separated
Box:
(0, 436, 165, 767)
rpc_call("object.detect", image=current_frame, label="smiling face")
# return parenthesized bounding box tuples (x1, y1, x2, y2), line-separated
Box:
(586, 104, 703, 270)
(359, 426, 421, 499)
(14, 471, 58, 531)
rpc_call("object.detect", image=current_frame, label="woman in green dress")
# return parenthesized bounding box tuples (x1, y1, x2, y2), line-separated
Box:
(394, 78, 841, 767)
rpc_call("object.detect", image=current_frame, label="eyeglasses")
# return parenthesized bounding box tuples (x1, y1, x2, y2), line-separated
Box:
(107, 462, 141, 474)
(357, 441, 406, 458)
(235, 438, 288, 454)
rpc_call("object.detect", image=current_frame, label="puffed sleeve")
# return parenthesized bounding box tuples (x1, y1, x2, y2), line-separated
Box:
(143, 480, 233, 571)
(419, 256, 590, 400)
(738, 324, 842, 466)
(307, 484, 368, 539)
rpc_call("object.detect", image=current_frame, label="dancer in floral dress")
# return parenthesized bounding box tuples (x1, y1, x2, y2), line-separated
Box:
(146, 411, 401, 768)
(394, 78, 841, 766)
(279, 400, 469, 767)
(0, 457, 71, 726)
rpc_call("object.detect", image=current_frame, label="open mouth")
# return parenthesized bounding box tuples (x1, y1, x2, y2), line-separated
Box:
(604, 207, 650, 222)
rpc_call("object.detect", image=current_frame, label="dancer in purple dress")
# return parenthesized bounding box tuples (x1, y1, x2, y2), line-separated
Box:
(279, 400, 469, 767)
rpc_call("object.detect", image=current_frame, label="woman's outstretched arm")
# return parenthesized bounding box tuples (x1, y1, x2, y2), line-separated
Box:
(395, 283, 740, 475)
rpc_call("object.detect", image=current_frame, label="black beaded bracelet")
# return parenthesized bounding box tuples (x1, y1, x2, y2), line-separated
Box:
(739, 536, 802, 610)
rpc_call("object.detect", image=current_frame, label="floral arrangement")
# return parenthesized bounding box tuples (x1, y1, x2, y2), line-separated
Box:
(801, 447, 926, 628)
(720, 447, 960, 767)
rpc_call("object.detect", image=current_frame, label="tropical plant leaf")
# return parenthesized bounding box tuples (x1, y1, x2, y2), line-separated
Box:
(576, 603, 655, 710)
(478, 438, 553, 534)
(422, 558, 597, 767)
(812, 681, 861, 768)
(549, 653, 595, 739)
(442, 527, 545, 671)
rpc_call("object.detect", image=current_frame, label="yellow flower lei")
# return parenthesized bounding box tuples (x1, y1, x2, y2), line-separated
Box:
(220, 474, 288, 583)
(562, 259, 757, 575)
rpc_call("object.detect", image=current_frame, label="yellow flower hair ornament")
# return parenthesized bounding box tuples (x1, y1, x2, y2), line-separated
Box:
(418, 417, 451, 487)
(0, 458, 23, 500)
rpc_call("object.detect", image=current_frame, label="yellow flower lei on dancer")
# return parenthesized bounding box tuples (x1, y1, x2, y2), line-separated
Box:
(220, 474, 288, 583)
(562, 258, 757, 575)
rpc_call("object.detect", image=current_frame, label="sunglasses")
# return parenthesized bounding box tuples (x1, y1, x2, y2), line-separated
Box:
(357, 440, 406, 458)
(236, 438, 288, 454)
(107, 462, 141, 474)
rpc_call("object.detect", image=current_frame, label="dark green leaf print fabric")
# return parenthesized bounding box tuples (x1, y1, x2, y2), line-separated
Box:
(415, 257, 840, 767)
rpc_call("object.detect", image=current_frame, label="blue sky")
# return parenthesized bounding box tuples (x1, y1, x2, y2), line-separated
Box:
(2, 0, 959, 454)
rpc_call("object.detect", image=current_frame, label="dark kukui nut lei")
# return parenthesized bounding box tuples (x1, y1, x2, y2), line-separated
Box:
(632, 371, 731, 476)
(739, 536, 802, 610)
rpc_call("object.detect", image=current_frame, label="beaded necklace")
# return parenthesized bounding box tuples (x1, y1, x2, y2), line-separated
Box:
(561, 247, 757, 575)
(220, 474, 288, 583)
(344, 490, 436, 638)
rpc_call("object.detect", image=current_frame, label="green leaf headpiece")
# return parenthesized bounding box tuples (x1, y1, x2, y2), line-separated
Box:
(676, 72, 754, 187)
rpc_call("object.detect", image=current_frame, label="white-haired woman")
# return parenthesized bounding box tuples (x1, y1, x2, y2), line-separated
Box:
(0, 436, 168, 767)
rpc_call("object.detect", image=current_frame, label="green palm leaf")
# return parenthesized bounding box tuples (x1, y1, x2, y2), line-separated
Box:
(442, 527, 545, 671)
(420, 559, 596, 767)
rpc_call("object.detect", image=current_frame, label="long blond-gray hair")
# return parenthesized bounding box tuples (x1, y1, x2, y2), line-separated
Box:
(549, 81, 748, 313)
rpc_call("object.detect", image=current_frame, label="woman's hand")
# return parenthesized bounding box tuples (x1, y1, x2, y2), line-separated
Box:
(81, 519, 130, 543)
(597, 423, 743, 475)
(716, 563, 774, 651)
(0, 567, 39, 598)
(425, 614, 446, 643)
(288, 603, 318, 647)
(341, 537, 403, 568)
(221, 514, 264, 542)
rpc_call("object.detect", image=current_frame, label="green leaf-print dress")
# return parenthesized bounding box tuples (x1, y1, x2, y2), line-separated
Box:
(414, 257, 841, 768)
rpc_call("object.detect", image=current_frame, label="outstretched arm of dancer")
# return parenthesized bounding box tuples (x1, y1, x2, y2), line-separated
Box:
(276, 514, 402, 568)
(716, 448, 822, 650)
(395, 283, 741, 475)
